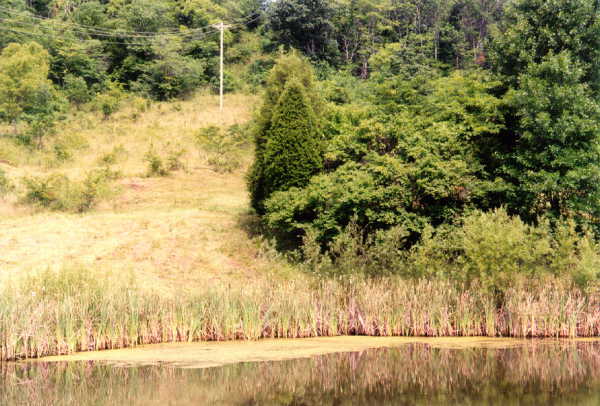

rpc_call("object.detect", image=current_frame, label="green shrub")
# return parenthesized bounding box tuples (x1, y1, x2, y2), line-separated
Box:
(134, 56, 206, 100)
(301, 221, 410, 278)
(245, 57, 276, 88)
(196, 125, 248, 173)
(132, 96, 152, 113)
(0, 168, 14, 197)
(98, 145, 128, 165)
(22, 169, 117, 212)
(95, 93, 120, 119)
(63, 74, 91, 106)
(209, 71, 238, 95)
(93, 83, 124, 119)
(409, 208, 600, 292)
(53, 142, 72, 162)
(250, 79, 323, 213)
(48, 134, 89, 165)
(144, 150, 168, 177)
(300, 208, 600, 296)
(144, 144, 186, 177)
(166, 147, 186, 171)
(264, 155, 427, 244)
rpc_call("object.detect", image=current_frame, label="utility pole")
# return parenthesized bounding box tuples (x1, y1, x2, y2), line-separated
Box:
(212, 21, 230, 112)
(219, 21, 225, 113)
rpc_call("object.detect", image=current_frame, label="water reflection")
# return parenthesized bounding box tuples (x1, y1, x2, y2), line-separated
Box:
(3, 341, 600, 405)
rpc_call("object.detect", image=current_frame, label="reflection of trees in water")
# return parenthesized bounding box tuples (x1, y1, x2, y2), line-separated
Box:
(3, 342, 600, 405)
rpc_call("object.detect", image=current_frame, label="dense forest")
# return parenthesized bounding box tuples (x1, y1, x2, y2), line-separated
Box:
(1, 0, 600, 294)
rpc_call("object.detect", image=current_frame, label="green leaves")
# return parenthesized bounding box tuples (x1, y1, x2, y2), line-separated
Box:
(268, 0, 338, 61)
(411, 208, 600, 292)
(248, 53, 324, 212)
(501, 51, 600, 223)
(0, 42, 63, 145)
(264, 155, 423, 243)
(487, 1, 600, 229)
(0, 42, 51, 123)
(264, 68, 507, 245)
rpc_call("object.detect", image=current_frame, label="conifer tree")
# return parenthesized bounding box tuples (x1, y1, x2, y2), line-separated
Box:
(260, 79, 323, 201)
(248, 53, 322, 213)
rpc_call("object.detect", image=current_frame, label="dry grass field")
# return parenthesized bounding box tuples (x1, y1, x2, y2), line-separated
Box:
(0, 92, 284, 292)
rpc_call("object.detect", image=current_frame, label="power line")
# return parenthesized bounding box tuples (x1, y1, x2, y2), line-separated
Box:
(0, 12, 262, 112)
(0, 24, 139, 46)
(0, 9, 215, 38)
(0, 5, 261, 38)
(0, 20, 211, 46)
(0, 18, 216, 42)
(0, 12, 261, 48)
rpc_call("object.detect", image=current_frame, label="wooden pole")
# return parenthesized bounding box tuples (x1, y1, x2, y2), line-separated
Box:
(219, 21, 224, 113)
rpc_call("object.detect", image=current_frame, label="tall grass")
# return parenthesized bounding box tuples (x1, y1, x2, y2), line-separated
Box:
(2, 267, 600, 362)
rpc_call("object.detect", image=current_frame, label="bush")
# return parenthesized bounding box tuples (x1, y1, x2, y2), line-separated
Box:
(301, 208, 600, 296)
(144, 150, 168, 177)
(166, 148, 186, 171)
(144, 144, 186, 177)
(301, 222, 410, 278)
(248, 52, 325, 213)
(48, 134, 89, 165)
(209, 70, 238, 95)
(132, 96, 152, 113)
(22, 169, 117, 212)
(245, 57, 276, 88)
(409, 208, 600, 292)
(250, 79, 323, 213)
(264, 155, 426, 244)
(98, 145, 128, 165)
(93, 83, 124, 119)
(53, 142, 72, 162)
(196, 125, 249, 173)
(135, 56, 206, 100)
(63, 74, 91, 106)
(0, 168, 14, 197)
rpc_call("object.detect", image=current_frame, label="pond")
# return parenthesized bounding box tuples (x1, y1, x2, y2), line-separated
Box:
(2, 338, 600, 405)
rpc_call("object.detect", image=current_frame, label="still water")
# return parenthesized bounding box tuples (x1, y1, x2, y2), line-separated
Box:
(3, 341, 600, 405)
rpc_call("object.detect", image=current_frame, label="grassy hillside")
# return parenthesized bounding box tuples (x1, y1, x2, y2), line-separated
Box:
(2, 90, 600, 363)
(0, 92, 287, 292)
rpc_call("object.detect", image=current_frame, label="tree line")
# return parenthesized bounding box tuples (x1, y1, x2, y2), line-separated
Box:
(2, 0, 600, 288)
(248, 0, 600, 288)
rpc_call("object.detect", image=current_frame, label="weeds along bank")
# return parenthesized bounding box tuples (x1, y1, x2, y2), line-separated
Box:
(2, 266, 600, 362)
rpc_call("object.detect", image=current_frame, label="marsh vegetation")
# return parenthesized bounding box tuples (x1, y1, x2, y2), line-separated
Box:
(2, 0, 600, 375)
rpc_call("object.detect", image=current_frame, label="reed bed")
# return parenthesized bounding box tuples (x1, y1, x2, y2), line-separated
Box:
(2, 267, 600, 362)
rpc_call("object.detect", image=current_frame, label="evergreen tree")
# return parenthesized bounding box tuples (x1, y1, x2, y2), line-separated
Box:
(261, 79, 323, 200)
(248, 53, 322, 212)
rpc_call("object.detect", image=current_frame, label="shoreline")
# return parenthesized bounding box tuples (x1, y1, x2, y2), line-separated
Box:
(30, 336, 598, 368)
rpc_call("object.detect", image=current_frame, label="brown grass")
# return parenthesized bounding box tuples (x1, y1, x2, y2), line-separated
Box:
(0, 92, 269, 291)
